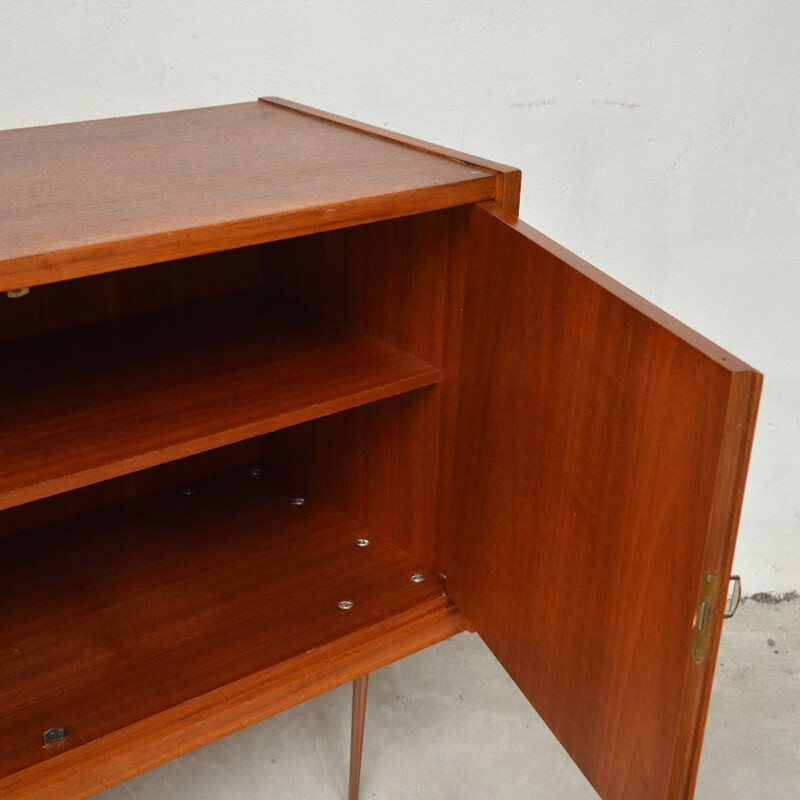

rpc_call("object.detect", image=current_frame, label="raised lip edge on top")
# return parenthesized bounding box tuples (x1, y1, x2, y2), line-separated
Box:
(0, 97, 516, 293)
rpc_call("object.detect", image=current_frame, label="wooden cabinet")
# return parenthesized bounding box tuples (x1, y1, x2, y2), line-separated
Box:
(0, 98, 760, 800)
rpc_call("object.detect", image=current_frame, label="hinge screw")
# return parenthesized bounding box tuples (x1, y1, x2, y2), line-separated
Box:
(182, 487, 195, 496)
(338, 600, 354, 610)
(410, 573, 425, 583)
(356, 538, 369, 547)
(291, 497, 305, 506)
(249, 467, 262, 477)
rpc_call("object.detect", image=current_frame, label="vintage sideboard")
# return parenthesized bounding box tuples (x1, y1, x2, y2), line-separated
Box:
(0, 97, 760, 799)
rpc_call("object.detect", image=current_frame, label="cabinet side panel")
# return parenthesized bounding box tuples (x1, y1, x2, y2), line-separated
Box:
(261, 209, 470, 570)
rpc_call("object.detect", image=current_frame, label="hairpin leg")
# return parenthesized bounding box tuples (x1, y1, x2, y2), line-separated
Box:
(349, 674, 369, 800)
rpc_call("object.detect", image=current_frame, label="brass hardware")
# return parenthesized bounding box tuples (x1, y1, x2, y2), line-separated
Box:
(6, 287, 30, 298)
(691, 572, 717, 663)
(724, 575, 742, 618)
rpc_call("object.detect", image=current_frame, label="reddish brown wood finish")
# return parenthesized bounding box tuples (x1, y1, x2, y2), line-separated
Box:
(0, 604, 463, 800)
(0, 98, 761, 800)
(0, 246, 263, 345)
(261, 97, 522, 215)
(668, 370, 761, 799)
(0, 441, 261, 541)
(0, 468, 462, 797)
(262, 208, 471, 570)
(0, 290, 439, 511)
(448, 203, 761, 800)
(0, 102, 496, 292)
(0, 246, 262, 538)
(0, 248, 266, 537)
(349, 675, 369, 800)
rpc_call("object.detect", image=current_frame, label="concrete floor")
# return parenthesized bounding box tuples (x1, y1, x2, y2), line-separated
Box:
(101, 599, 798, 799)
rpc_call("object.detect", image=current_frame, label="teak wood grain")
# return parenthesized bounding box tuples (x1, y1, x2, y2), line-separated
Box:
(449, 202, 761, 800)
(0, 246, 264, 346)
(0, 101, 497, 292)
(263, 208, 471, 569)
(0, 245, 263, 536)
(0, 441, 261, 541)
(0, 97, 760, 800)
(1, 603, 463, 800)
(0, 468, 462, 797)
(261, 97, 522, 215)
(0, 290, 439, 511)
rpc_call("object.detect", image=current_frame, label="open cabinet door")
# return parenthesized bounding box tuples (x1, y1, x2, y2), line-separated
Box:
(448, 202, 761, 800)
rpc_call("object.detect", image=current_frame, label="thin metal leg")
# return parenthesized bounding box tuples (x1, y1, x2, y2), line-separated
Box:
(349, 674, 369, 800)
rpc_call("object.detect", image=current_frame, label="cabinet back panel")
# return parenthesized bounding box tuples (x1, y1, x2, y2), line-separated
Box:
(0, 248, 263, 534)
(264, 390, 441, 571)
(0, 442, 261, 541)
(262, 209, 470, 572)
(0, 246, 263, 345)
(1, 210, 467, 564)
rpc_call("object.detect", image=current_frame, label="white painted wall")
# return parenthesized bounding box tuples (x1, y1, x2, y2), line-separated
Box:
(1, 1, 797, 593)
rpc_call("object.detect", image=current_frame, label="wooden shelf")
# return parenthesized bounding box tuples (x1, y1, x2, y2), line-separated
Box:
(0, 291, 440, 511)
(0, 467, 455, 785)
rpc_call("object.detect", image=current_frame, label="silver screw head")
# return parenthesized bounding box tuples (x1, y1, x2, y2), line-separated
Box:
(356, 538, 370, 547)
(410, 573, 425, 583)
(182, 487, 195, 496)
(338, 600, 354, 610)
(249, 467, 262, 477)
(291, 497, 306, 506)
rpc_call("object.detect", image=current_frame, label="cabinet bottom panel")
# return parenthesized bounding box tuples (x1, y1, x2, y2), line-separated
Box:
(0, 466, 463, 798)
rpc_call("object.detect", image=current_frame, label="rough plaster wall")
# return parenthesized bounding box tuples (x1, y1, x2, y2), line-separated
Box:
(1, 1, 797, 593)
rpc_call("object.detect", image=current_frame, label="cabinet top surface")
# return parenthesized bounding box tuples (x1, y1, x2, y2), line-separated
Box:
(0, 99, 497, 289)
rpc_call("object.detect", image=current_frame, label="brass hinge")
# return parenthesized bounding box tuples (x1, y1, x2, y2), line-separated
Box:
(691, 572, 717, 663)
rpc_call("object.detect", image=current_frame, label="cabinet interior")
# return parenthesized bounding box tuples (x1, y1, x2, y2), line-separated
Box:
(0, 207, 470, 778)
